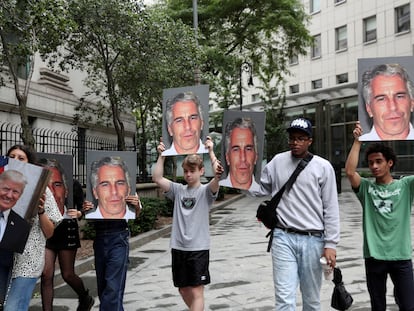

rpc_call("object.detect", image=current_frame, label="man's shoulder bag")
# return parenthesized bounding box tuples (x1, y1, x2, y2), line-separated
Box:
(256, 153, 313, 252)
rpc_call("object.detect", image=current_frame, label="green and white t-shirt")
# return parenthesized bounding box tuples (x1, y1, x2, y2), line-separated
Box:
(356, 176, 414, 260)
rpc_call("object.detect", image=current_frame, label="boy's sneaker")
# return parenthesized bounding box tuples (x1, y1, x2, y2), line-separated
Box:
(77, 291, 94, 311)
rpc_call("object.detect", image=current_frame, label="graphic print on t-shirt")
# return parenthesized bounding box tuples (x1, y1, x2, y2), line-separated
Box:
(181, 197, 196, 209)
(369, 185, 400, 214)
(373, 199, 393, 213)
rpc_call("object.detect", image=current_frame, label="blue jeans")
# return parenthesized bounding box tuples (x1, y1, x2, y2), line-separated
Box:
(271, 228, 324, 311)
(3, 276, 37, 311)
(93, 229, 129, 311)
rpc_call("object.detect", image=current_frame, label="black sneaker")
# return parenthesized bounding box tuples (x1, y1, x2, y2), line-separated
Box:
(77, 292, 94, 311)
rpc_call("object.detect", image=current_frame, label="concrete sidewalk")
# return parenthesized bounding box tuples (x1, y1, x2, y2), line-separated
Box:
(29, 181, 405, 310)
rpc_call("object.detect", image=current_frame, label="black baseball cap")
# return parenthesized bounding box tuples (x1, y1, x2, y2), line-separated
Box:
(287, 118, 313, 137)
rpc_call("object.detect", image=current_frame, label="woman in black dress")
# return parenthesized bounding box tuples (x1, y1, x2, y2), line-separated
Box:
(39, 158, 94, 311)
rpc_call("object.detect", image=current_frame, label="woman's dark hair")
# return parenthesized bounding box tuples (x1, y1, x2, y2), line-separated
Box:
(7, 144, 37, 164)
(365, 143, 397, 170)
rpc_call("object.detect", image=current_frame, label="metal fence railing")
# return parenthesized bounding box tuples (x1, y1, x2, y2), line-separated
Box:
(0, 122, 137, 186)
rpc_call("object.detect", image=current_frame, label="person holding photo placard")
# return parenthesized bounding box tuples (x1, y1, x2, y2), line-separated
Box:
(0, 170, 30, 309)
(3, 145, 62, 311)
(153, 136, 223, 311)
(39, 158, 94, 311)
(346, 122, 414, 310)
(83, 155, 141, 310)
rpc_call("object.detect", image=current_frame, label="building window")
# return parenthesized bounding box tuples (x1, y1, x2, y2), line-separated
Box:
(336, 73, 348, 84)
(289, 54, 299, 65)
(312, 79, 322, 89)
(311, 34, 321, 59)
(334, 0, 346, 4)
(16, 60, 30, 80)
(3, 33, 31, 80)
(310, 0, 320, 14)
(363, 16, 377, 42)
(335, 25, 347, 51)
(395, 4, 410, 34)
(251, 93, 261, 103)
(289, 84, 299, 94)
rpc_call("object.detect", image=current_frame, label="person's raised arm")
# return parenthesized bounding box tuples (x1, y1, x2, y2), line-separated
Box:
(205, 136, 223, 193)
(345, 121, 362, 189)
(38, 192, 58, 239)
(152, 139, 171, 193)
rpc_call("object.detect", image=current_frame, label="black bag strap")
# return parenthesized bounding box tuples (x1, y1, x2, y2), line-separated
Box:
(285, 153, 313, 192)
(266, 152, 313, 252)
(268, 152, 313, 207)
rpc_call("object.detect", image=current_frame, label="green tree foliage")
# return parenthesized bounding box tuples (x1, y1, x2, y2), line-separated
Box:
(0, 0, 72, 147)
(256, 48, 289, 159)
(63, 0, 201, 159)
(63, 0, 146, 151)
(119, 7, 203, 176)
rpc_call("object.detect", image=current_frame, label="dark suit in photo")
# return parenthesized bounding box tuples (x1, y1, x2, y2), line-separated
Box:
(0, 210, 31, 254)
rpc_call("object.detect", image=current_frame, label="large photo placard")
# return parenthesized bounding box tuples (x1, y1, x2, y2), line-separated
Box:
(358, 56, 414, 141)
(0, 157, 50, 253)
(37, 153, 75, 213)
(219, 111, 266, 191)
(85, 151, 137, 220)
(162, 84, 210, 156)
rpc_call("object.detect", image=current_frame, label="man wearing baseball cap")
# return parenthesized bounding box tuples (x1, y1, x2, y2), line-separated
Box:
(251, 117, 340, 310)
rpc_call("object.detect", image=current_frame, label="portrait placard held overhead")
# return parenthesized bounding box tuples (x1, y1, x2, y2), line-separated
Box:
(162, 85, 210, 156)
(358, 56, 414, 141)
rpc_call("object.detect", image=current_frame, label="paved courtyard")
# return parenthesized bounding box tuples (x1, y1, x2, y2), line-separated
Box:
(29, 180, 407, 310)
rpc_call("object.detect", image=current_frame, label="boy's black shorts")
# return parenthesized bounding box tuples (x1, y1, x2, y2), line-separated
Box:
(171, 249, 210, 288)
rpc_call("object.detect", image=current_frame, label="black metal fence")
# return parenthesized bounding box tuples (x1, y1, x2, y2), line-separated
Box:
(0, 122, 137, 186)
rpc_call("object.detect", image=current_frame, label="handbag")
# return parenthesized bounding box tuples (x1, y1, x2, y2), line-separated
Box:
(256, 153, 313, 251)
(331, 267, 353, 310)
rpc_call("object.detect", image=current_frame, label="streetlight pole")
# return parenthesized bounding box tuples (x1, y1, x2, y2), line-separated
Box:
(239, 61, 253, 110)
(193, 0, 200, 85)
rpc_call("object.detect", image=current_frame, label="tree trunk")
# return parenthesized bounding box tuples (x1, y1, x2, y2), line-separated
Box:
(2, 33, 37, 149)
(17, 94, 35, 148)
(15, 56, 36, 149)
(137, 124, 149, 182)
(107, 70, 126, 151)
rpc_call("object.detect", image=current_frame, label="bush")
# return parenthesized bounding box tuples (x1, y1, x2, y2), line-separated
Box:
(217, 186, 240, 200)
(158, 197, 174, 217)
(80, 221, 96, 240)
(132, 197, 161, 235)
